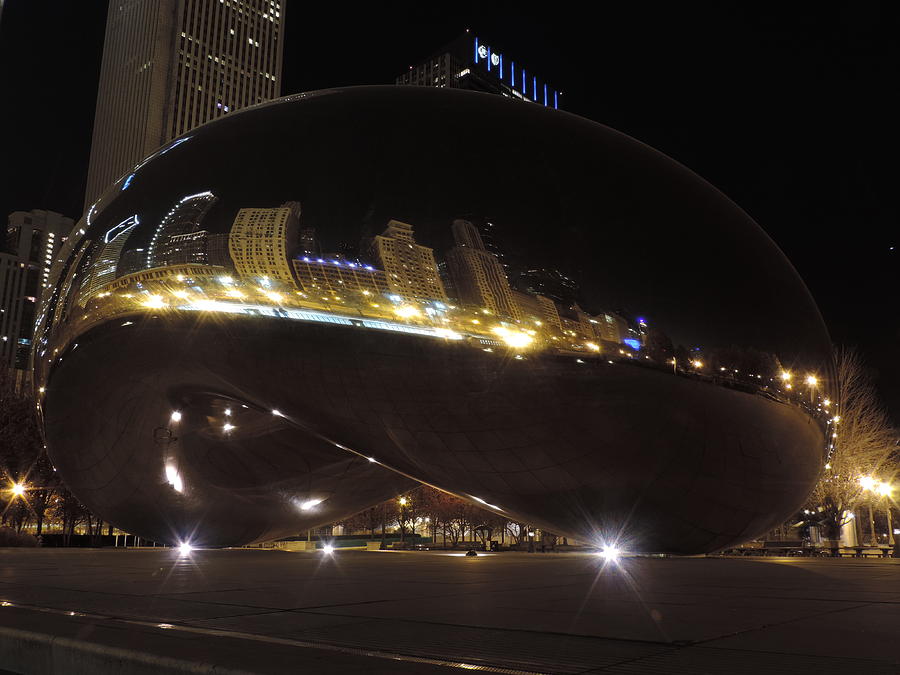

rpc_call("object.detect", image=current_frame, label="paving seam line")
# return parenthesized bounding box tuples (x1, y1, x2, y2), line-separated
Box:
(0, 625, 253, 674)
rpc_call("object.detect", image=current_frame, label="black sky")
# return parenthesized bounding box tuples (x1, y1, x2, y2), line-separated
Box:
(0, 2, 897, 420)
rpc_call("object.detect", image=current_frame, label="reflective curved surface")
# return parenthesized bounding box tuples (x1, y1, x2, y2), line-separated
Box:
(35, 86, 832, 552)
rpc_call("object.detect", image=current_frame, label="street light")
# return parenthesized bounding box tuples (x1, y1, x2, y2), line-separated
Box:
(10, 483, 26, 497)
(805, 374, 818, 403)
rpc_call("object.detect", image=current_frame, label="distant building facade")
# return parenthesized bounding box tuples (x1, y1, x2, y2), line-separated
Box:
(229, 202, 299, 284)
(85, 0, 286, 207)
(1, 210, 73, 376)
(371, 220, 447, 303)
(396, 31, 560, 108)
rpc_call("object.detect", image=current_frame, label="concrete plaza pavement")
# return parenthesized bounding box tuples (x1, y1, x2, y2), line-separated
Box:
(0, 548, 899, 674)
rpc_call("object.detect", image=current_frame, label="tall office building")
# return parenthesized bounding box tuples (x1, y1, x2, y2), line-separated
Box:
(85, 0, 286, 207)
(371, 220, 447, 303)
(445, 219, 519, 319)
(396, 31, 560, 108)
(228, 202, 299, 284)
(1, 210, 73, 379)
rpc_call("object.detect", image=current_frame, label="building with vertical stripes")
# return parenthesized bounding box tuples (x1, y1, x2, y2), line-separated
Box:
(84, 0, 285, 208)
(396, 31, 560, 108)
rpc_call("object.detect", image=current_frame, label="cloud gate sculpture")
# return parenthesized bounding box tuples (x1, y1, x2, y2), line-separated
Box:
(34, 87, 831, 553)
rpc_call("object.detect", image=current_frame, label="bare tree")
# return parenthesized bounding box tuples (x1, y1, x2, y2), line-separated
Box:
(807, 347, 897, 542)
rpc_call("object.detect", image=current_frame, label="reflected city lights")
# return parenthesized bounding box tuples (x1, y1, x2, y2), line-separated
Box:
(165, 465, 184, 493)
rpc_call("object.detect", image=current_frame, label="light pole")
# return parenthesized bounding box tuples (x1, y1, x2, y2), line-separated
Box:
(805, 374, 818, 405)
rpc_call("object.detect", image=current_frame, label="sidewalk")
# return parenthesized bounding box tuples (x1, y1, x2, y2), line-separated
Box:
(1, 548, 899, 673)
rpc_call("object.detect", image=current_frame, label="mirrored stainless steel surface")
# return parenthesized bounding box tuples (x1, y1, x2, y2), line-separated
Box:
(34, 86, 832, 552)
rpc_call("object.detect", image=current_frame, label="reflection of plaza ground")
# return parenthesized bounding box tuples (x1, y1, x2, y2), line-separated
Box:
(40, 304, 823, 552)
(1, 549, 898, 673)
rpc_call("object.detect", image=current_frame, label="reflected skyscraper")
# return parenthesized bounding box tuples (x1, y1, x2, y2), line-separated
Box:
(85, 216, 139, 299)
(372, 220, 447, 303)
(146, 191, 217, 269)
(446, 219, 519, 319)
(228, 201, 299, 284)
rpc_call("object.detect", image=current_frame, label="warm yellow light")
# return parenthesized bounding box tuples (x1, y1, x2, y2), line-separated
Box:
(264, 291, 283, 303)
(172, 290, 190, 299)
(823, 399, 831, 407)
(492, 326, 533, 349)
(877, 482, 893, 497)
(394, 305, 420, 319)
(398, 497, 408, 506)
(832, 416, 840, 423)
(859, 476, 876, 491)
(692, 360, 703, 368)
(780, 371, 792, 382)
(806, 375, 818, 386)
(361, 290, 370, 296)
(226, 289, 245, 299)
(785, 383, 793, 390)
(143, 294, 166, 309)
(471, 319, 480, 324)
(11, 483, 25, 497)
(585, 342, 600, 352)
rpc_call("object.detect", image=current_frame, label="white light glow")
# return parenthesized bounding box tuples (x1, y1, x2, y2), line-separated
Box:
(299, 498, 323, 511)
(165, 465, 184, 493)
(170, 411, 182, 423)
(492, 326, 533, 349)
(178, 542, 193, 556)
(598, 545, 620, 562)
(322, 544, 334, 554)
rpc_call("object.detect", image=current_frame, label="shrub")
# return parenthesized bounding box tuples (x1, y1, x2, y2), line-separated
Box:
(0, 526, 37, 547)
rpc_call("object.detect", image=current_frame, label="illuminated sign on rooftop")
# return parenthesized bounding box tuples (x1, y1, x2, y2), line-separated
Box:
(472, 36, 558, 109)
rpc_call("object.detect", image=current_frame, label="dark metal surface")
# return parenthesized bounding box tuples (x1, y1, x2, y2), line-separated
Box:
(34, 86, 831, 551)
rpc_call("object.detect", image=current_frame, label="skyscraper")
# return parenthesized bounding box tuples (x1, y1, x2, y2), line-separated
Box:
(1, 210, 73, 379)
(445, 219, 519, 319)
(84, 0, 285, 207)
(371, 220, 447, 303)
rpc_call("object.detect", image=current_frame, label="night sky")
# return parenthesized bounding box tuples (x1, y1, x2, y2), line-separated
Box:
(1, 2, 897, 420)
